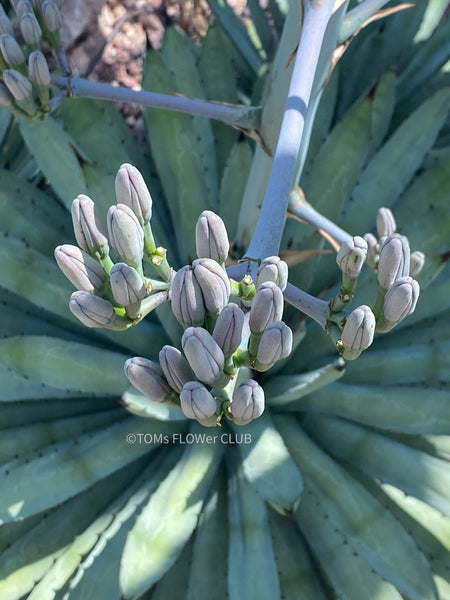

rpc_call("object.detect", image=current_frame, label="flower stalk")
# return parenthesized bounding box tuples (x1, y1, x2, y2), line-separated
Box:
(50, 75, 260, 131)
(243, 0, 336, 267)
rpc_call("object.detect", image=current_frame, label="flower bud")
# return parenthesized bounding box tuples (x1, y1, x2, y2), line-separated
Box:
(191, 258, 230, 318)
(71, 195, 109, 260)
(336, 236, 368, 279)
(195, 210, 229, 265)
(28, 51, 50, 86)
(20, 12, 42, 46)
(124, 357, 171, 403)
(55, 244, 107, 293)
(230, 379, 265, 425)
(159, 346, 194, 393)
(41, 0, 61, 32)
(170, 265, 205, 327)
(16, 1, 34, 19)
(409, 251, 425, 277)
(115, 163, 152, 226)
(69, 291, 115, 328)
(180, 381, 217, 427)
(376, 207, 396, 238)
(256, 321, 293, 368)
(0, 34, 25, 67)
(181, 327, 227, 387)
(377, 234, 410, 289)
(2, 69, 32, 102)
(256, 256, 288, 291)
(212, 303, 244, 357)
(0, 16, 14, 36)
(110, 263, 146, 306)
(340, 305, 375, 360)
(383, 276, 420, 324)
(107, 203, 144, 269)
(0, 81, 13, 107)
(249, 281, 283, 334)
(363, 232, 378, 265)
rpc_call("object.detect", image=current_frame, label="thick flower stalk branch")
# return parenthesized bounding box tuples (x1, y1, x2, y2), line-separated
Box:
(50, 75, 261, 131)
(283, 283, 330, 328)
(244, 0, 336, 268)
(288, 189, 353, 246)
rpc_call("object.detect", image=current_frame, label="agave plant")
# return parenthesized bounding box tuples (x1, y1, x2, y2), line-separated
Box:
(1, 0, 449, 598)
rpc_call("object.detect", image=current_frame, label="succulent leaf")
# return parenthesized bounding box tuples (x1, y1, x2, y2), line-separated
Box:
(279, 417, 439, 600)
(227, 456, 281, 600)
(232, 411, 303, 512)
(19, 117, 88, 210)
(120, 429, 223, 598)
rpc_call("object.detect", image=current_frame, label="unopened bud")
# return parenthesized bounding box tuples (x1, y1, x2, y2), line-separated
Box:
(69, 291, 115, 328)
(20, 12, 42, 46)
(71, 195, 109, 260)
(377, 234, 410, 289)
(41, 0, 61, 32)
(55, 244, 107, 293)
(0, 81, 13, 107)
(230, 379, 265, 425)
(0, 34, 25, 67)
(212, 303, 244, 357)
(249, 281, 283, 334)
(192, 258, 230, 318)
(0, 16, 14, 36)
(170, 265, 205, 327)
(159, 346, 194, 393)
(376, 207, 396, 238)
(340, 305, 375, 360)
(336, 236, 368, 279)
(195, 210, 229, 265)
(28, 51, 50, 85)
(16, 1, 34, 19)
(256, 321, 293, 369)
(363, 232, 378, 266)
(181, 327, 227, 387)
(381, 276, 420, 330)
(107, 203, 144, 269)
(180, 381, 217, 427)
(110, 263, 146, 306)
(2, 70, 35, 115)
(256, 256, 288, 291)
(124, 357, 172, 403)
(409, 251, 425, 277)
(115, 163, 152, 226)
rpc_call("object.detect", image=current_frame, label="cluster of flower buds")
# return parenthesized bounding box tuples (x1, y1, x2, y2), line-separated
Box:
(365, 207, 422, 333)
(125, 208, 291, 427)
(56, 166, 293, 427)
(55, 163, 172, 330)
(333, 207, 424, 359)
(0, 1, 64, 117)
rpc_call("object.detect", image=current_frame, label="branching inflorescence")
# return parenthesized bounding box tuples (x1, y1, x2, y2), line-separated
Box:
(55, 163, 424, 427)
(0, 0, 425, 426)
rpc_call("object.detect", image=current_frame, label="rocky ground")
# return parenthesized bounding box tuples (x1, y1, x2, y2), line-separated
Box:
(60, 0, 246, 131)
